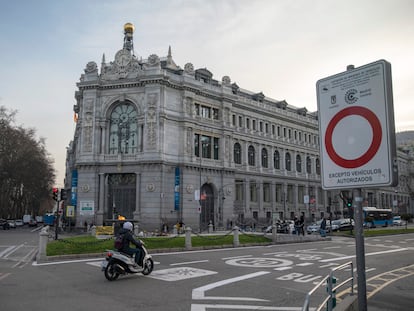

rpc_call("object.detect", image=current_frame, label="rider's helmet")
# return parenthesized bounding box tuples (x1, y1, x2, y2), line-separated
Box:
(123, 221, 133, 231)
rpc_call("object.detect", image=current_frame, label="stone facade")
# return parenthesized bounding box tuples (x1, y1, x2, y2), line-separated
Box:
(64, 26, 412, 232)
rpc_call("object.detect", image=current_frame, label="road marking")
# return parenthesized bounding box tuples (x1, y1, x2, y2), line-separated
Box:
(0, 273, 11, 281)
(225, 257, 293, 268)
(191, 304, 305, 310)
(274, 267, 292, 271)
(149, 267, 217, 282)
(319, 248, 408, 262)
(192, 271, 270, 301)
(222, 255, 252, 260)
(170, 260, 209, 266)
(296, 262, 313, 266)
(33, 257, 102, 266)
(0, 246, 17, 258)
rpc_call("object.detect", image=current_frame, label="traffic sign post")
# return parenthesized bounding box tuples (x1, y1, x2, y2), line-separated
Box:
(317, 60, 398, 311)
(316, 60, 398, 190)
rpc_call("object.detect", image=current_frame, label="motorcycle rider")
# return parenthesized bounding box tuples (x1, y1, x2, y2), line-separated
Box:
(118, 221, 143, 267)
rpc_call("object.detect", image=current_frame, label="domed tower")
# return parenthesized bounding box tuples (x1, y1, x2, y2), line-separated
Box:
(123, 22, 135, 52)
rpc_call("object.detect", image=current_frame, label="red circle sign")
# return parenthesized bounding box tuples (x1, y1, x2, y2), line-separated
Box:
(325, 106, 382, 169)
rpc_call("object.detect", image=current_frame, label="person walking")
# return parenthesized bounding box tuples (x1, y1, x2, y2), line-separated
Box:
(320, 217, 327, 237)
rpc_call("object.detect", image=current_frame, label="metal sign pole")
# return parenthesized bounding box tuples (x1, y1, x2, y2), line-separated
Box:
(353, 188, 367, 311)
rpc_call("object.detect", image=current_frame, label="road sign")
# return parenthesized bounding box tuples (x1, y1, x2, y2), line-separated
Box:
(316, 60, 398, 190)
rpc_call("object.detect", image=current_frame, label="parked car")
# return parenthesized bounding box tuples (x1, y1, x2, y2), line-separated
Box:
(15, 219, 24, 227)
(7, 220, 16, 229)
(332, 218, 354, 231)
(392, 216, 406, 226)
(307, 223, 320, 234)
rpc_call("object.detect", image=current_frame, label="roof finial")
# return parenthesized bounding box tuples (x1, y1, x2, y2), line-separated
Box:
(123, 23, 135, 53)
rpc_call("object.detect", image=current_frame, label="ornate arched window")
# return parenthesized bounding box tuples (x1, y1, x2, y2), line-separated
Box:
(234, 143, 242, 164)
(273, 150, 280, 169)
(261, 148, 268, 168)
(296, 154, 302, 172)
(285, 152, 291, 171)
(248, 145, 255, 166)
(109, 102, 139, 154)
(306, 156, 312, 174)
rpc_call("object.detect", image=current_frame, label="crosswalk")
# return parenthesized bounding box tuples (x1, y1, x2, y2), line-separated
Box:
(0, 244, 37, 268)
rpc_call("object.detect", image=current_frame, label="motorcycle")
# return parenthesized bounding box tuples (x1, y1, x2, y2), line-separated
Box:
(101, 240, 154, 281)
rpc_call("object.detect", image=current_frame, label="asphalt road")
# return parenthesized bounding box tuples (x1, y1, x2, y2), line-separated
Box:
(1, 227, 413, 310)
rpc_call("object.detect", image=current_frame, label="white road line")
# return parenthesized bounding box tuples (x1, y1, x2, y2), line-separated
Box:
(33, 257, 102, 266)
(191, 304, 305, 310)
(222, 255, 252, 260)
(0, 246, 17, 258)
(192, 271, 270, 301)
(319, 248, 408, 262)
(3, 244, 24, 258)
(274, 267, 292, 271)
(296, 262, 313, 266)
(170, 260, 209, 266)
(0, 273, 11, 281)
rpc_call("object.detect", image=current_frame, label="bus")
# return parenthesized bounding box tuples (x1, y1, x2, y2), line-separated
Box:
(363, 207, 393, 228)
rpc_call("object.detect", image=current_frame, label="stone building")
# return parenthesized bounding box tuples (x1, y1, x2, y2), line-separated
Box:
(64, 24, 412, 231)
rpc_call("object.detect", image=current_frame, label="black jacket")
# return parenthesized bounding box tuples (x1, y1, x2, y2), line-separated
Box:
(118, 228, 142, 251)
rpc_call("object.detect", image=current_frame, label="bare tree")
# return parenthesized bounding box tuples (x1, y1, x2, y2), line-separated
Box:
(0, 106, 56, 219)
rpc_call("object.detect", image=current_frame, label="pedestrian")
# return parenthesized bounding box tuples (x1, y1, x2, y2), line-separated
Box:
(320, 217, 327, 237)
(300, 215, 305, 236)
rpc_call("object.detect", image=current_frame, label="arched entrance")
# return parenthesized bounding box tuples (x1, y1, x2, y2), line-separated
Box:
(200, 183, 214, 232)
(107, 174, 136, 220)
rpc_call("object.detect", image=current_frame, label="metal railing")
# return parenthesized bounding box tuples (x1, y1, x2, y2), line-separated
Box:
(302, 261, 354, 311)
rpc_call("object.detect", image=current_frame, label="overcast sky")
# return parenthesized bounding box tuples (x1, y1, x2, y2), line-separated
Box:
(1, 0, 413, 186)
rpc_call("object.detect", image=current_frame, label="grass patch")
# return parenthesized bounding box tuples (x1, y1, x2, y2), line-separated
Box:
(46, 233, 272, 256)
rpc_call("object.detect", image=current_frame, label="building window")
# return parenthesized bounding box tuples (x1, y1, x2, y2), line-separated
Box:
(274, 150, 280, 169)
(109, 102, 140, 154)
(232, 114, 236, 126)
(272, 124, 275, 135)
(259, 121, 263, 132)
(246, 118, 250, 129)
(250, 182, 257, 202)
(248, 145, 255, 166)
(235, 179, 244, 201)
(277, 126, 281, 136)
(212, 108, 219, 120)
(238, 116, 243, 127)
(275, 184, 282, 202)
(263, 183, 270, 202)
(201, 105, 211, 118)
(296, 154, 302, 172)
(298, 186, 304, 204)
(306, 156, 312, 174)
(234, 143, 242, 164)
(285, 152, 291, 171)
(265, 123, 269, 134)
(195, 134, 219, 160)
(287, 184, 293, 203)
(252, 120, 256, 130)
(316, 158, 321, 175)
(261, 148, 268, 168)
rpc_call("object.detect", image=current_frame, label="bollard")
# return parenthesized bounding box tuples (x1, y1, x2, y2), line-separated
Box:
(185, 227, 192, 250)
(90, 225, 96, 236)
(233, 226, 240, 247)
(208, 221, 213, 233)
(37, 225, 50, 262)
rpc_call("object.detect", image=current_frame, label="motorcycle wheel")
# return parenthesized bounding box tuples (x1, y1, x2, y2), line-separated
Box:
(104, 262, 120, 281)
(141, 258, 154, 275)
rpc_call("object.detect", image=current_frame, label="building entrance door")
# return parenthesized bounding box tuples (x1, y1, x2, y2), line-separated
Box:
(107, 174, 136, 220)
(200, 183, 214, 232)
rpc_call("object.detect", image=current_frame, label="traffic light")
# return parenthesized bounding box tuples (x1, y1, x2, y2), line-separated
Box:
(52, 188, 59, 201)
(60, 189, 67, 200)
(347, 198, 354, 218)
